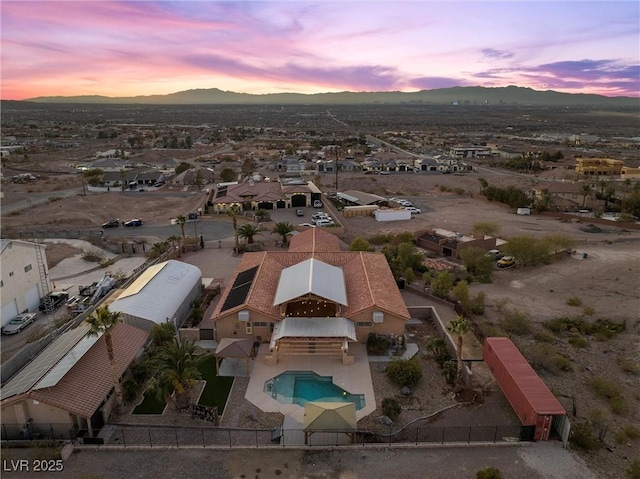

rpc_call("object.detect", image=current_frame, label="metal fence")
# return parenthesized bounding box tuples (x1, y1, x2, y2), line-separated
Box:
(2, 423, 531, 447)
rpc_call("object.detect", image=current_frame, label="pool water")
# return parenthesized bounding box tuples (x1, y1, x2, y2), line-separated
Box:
(264, 371, 365, 410)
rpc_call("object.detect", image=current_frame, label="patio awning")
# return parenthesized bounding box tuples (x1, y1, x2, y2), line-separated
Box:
(303, 402, 357, 432)
(270, 317, 356, 350)
(214, 338, 254, 358)
(273, 258, 347, 306)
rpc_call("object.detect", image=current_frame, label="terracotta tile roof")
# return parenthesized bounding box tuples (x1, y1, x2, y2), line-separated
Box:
(213, 182, 284, 204)
(288, 228, 341, 252)
(29, 323, 149, 418)
(211, 238, 410, 322)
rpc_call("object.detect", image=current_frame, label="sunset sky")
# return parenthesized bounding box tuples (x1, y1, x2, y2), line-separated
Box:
(2, 1, 639, 100)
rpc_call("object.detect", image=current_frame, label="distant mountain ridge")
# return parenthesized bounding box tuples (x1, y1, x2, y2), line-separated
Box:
(21, 86, 639, 107)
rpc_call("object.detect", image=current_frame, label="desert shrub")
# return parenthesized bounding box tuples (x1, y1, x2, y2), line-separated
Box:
(381, 398, 402, 419)
(617, 356, 640, 375)
(366, 333, 389, 356)
(533, 330, 555, 343)
(500, 309, 532, 336)
(570, 422, 600, 450)
(582, 306, 595, 316)
(454, 187, 466, 195)
(525, 344, 564, 375)
(587, 376, 622, 399)
(494, 298, 509, 312)
(627, 459, 640, 479)
(610, 396, 629, 415)
(82, 251, 104, 263)
(566, 296, 582, 306)
(430, 271, 454, 298)
(386, 358, 423, 388)
(544, 316, 625, 339)
(441, 360, 458, 385)
(470, 291, 486, 315)
(553, 355, 574, 372)
(476, 319, 502, 339)
(568, 336, 587, 348)
(615, 425, 640, 444)
(476, 467, 501, 479)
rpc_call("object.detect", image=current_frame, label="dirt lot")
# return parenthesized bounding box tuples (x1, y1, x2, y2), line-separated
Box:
(2, 168, 639, 478)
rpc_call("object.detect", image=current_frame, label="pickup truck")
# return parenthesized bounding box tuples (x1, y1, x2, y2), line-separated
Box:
(39, 291, 69, 313)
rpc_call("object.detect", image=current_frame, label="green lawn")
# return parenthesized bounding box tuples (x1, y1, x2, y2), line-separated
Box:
(197, 355, 234, 412)
(132, 391, 166, 415)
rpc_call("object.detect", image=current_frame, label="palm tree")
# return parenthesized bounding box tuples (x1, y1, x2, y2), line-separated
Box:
(87, 306, 124, 408)
(237, 223, 262, 244)
(538, 188, 554, 211)
(175, 215, 187, 240)
(167, 235, 182, 253)
(445, 315, 472, 384)
(271, 221, 295, 246)
(153, 338, 203, 410)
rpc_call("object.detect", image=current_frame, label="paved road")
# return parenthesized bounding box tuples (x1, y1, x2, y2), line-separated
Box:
(101, 218, 235, 242)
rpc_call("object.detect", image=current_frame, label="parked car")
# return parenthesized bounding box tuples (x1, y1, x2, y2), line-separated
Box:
(312, 212, 330, 220)
(313, 200, 323, 208)
(405, 207, 421, 214)
(2, 313, 37, 335)
(298, 223, 316, 228)
(497, 256, 516, 268)
(39, 291, 70, 312)
(124, 219, 143, 227)
(486, 249, 504, 260)
(379, 171, 390, 175)
(296, 209, 304, 217)
(101, 219, 120, 229)
(315, 219, 335, 227)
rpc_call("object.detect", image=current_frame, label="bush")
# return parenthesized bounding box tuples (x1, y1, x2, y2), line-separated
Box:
(381, 397, 402, 419)
(425, 338, 452, 367)
(476, 467, 501, 479)
(617, 355, 640, 375)
(610, 396, 629, 415)
(570, 422, 600, 450)
(386, 358, 423, 388)
(615, 425, 640, 444)
(587, 376, 622, 399)
(552, 355, 574, 372)
(366, 333, 389, 356)
(566, 296, 582, 306)
(628, 459, 640, 479)
(533, 330, 555, 343)
(123, 379, 139, 403)
(500, 309, 532, 336)
(568, 336, 587, 348)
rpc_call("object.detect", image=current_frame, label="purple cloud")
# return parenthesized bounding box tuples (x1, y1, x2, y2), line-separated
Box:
(481, 49, 514, 60)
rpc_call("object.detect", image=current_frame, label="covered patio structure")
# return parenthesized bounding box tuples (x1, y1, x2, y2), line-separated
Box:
(267, 317, 356, 365)
(214, 338, 255, 376)
(303, 401, 357, 445)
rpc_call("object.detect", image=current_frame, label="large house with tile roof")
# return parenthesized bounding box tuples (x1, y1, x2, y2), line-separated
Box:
(211, 228, 410, 363)
(209, 179, 323, 212)
(0, 323, 148, 440)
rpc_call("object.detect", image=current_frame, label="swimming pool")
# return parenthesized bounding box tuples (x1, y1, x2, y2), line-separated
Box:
(264, 371, 366, 410)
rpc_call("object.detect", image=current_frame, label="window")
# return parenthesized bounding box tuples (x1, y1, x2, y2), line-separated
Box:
(269, 322, 275, 333)
(356, 322, 372, 328)
(0, 280, 3, 288)
(234, 322, 241, 330)
(253, 322, 267, 327)
(9, 272, 14, 277)
(24, 264, 32, 273)
(245, 323, 252, 334)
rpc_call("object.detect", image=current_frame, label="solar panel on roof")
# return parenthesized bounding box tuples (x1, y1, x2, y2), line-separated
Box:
(34, 332, 103, 390)
(220, 266, 258, 312)
(215, 186, 228, 198)
(233, 265, 258, 287)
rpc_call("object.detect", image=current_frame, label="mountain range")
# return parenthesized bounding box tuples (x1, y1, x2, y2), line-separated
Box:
(22, 86, 639, 107)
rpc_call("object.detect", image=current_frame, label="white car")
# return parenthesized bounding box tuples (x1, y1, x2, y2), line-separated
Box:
(398, 200, 413, 207)
(405, 207, 421, 214)
(298, 223, 316, 228)
(312, 212, 330, 220)
(315, 219, 335, 227)
(2, 313, 37, 335)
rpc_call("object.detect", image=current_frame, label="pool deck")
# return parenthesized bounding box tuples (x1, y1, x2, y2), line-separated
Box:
(245, 343, 376, 424)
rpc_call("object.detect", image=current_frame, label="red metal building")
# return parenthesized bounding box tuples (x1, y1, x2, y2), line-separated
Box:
(483, 337, 566, 441)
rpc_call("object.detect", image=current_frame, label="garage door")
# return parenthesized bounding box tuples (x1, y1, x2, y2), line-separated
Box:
(1, 299, 19, 327)
(291, 194, 307, 207)
(24, 285, 41, 312)
(276, 200, 286, 209)
(257, 202, 274, 210)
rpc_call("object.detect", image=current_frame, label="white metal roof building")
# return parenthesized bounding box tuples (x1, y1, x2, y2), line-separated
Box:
(109, 260, 202, 331)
